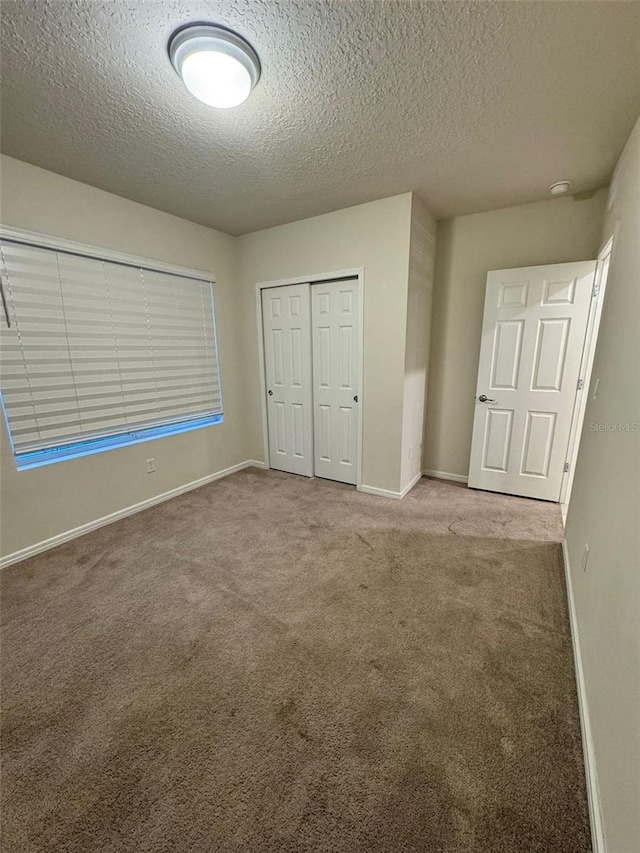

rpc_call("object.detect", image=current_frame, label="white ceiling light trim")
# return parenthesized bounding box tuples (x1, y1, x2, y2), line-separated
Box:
(169, 23, 260, 109)
(549, 180, 571, 196)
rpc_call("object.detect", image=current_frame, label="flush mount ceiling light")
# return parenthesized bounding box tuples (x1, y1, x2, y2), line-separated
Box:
(549, 180, 571, 196)
(169, 23, 260, 109)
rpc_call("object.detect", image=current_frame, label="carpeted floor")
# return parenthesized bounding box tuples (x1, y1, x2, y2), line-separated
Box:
(1, 468, 591, 853)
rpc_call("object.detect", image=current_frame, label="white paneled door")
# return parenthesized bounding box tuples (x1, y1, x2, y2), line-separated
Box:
(311, 280, 360, 484)
(468, 262, 596, 501)
(262, 284, 313, 476)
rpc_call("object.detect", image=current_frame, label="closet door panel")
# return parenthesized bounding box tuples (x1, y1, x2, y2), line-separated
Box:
(311, 280, 359, 484)
(262, 284, 313, 476)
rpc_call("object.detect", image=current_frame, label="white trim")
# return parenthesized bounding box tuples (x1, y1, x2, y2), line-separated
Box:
(356, 269, 365, 492)
(255, 286, 271, 471)
(562, 539, 605, 853)
(0, 459, 267, 570)
(357, 472, 422, 500)
(400, 470, 423, 497)
(422, 469, 469, 484)
(255, 268, 365, 489)
(0, 224, 214, 283)
(560, 237, 614, 511)
(357, 484, 403, 500)
(255, 268, 363, 290)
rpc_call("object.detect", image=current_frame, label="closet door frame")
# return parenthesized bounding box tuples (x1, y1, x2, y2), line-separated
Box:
(255, 268, 364, 488)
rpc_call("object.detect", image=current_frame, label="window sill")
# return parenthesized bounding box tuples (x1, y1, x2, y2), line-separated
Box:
(14, 414, 224, 471)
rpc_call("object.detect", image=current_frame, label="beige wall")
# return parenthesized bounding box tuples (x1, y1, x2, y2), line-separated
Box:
(0, 161, 429, 553)
(237, 193, 416, 495)
(0, 156, 247, 558)
(424, 190, 607, 478)
(400, 195, 436, 491)
(565, 118, 640, 853)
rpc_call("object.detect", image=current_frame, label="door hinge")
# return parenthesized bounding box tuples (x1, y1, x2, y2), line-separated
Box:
(564, 461, 570, 473)
(592, 278, 600, 299)
(577, 378, 584, 390)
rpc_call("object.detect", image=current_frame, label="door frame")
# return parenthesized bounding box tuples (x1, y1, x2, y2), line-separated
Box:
(255, 268, 365, 488)
(559, 236, 614, 517)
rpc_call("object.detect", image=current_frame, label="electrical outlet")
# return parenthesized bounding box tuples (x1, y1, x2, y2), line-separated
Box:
(581, 544, 590, 572)
(146, 458, 156, 474)
(592, 379, 600, 400)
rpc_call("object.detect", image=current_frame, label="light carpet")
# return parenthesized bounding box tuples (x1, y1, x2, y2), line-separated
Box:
(1, 469, 590, 852)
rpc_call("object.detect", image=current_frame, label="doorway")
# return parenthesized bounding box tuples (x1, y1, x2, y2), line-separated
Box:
(560, 238, 613, 513)
(258, 272, 363, 486)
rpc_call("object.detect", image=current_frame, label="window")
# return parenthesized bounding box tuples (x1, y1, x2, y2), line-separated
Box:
(0, 230, 222, 470)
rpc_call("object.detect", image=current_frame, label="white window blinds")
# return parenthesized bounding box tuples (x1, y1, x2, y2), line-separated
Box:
(0, 237, 222, 461)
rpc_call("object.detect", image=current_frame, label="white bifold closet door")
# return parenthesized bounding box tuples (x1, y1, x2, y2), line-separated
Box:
(262, 284, 314, 477)
(261, 279, 360, 484)
(311, 280, 359, 484)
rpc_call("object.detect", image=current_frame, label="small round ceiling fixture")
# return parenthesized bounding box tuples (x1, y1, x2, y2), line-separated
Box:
(168, 23, 260, 109)
(549, 180, 571, 196)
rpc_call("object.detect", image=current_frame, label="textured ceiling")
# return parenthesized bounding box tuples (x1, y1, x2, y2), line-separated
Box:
(1, 1, 639, 235)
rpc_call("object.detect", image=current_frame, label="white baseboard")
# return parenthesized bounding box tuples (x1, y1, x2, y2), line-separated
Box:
(357, 471, 424, 500)
(400, 470, 423, 498)
(357, 484, 403, 500)
(422, 468, 469, 484)
(562, 539, 605, 853)
(0, 459, 267, 570)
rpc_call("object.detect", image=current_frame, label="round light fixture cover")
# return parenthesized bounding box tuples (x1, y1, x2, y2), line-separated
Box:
(169, 23, 260, 108)
(549, 180, 571, 196)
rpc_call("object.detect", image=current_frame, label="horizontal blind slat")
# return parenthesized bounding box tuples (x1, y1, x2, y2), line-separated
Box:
(1, 239, 222, 455)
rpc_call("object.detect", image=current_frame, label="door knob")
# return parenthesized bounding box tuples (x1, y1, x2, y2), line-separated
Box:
(268, 389, 273, 396)
(478, 394, 496, 403)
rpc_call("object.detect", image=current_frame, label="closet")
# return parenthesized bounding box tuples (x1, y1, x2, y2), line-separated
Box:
(261, 278, 360, 485)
